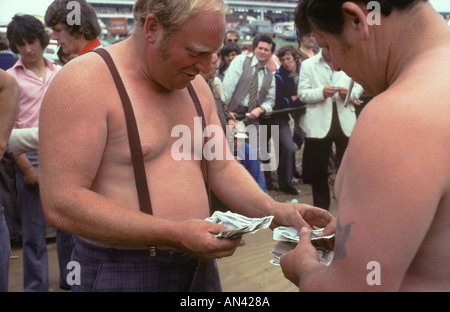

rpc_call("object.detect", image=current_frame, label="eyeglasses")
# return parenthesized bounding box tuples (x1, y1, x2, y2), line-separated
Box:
(227, 38, 239, 43)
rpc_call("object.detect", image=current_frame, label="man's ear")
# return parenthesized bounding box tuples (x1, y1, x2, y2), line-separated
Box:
(341, 2, 370, 40)
(143, 14, 160, 44)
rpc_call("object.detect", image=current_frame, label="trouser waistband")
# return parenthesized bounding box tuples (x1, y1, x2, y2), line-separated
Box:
(73, 236, 193, 263)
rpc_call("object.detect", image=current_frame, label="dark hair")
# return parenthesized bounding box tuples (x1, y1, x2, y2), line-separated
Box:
(253, 33, 276, 53)
(295, 0, 428, 38)
(0, 33, 9, 51)
(224, 30, 240, 43)
(7, 14, 50, 54)
(45, 0, 100, 40)
(220, 41, 241, 59)
(218, 41, 241, 75)
(277, 45, 299, 60)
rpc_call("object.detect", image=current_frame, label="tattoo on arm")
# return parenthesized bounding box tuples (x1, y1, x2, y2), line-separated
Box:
(334, 218, 355, 260)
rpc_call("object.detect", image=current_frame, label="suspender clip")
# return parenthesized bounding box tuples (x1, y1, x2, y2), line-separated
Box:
(147, 245, 156, 257)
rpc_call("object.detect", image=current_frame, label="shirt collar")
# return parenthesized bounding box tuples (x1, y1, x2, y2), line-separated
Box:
(12, 57, 57, 71)
(251, 55, 267, 73)
(79, 38, 102, 56)
(317, 49, 325, 64)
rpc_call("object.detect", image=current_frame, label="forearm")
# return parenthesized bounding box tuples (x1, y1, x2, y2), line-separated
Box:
(12, 153, 34, 173)
(298, 264, 331, 292)
(210, 160, 274, 218)
(261, 82, 275, 113)
(42, 186, 183, 247)
(42, 184, 241, 260)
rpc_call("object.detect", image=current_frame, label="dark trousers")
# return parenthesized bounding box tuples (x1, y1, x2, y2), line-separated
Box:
(277, 120, 296, 190)
(305, 103, 349, 210)
(15, 152, 49, 291)
(71, 237, 222, 292)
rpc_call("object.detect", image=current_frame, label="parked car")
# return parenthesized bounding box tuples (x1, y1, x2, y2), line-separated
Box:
(235, 24, 252, 39)
(280, 30, 298, 42)
(43, 40, 59, 63)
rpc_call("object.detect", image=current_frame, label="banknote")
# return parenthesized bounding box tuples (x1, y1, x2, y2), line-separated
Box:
(273, 226, 334, 242)
(270, 226, 335, 266)
(269, 242, 334, 266)
(206, 211, 274, 239)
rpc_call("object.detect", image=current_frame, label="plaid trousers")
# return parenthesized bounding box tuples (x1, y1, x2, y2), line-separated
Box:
(70, 237, 222, 292)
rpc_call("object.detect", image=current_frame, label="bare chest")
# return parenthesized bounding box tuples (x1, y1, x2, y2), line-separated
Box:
(90, 82, 211, 220)
(102, 84, 207, 165)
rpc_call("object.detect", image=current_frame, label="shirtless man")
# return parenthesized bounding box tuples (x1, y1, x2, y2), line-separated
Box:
(280, 0, 450, 291)
(39, 0, 333, 292)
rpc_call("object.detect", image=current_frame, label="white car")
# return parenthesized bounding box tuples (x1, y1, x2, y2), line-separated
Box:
(43, 40, 60, 63)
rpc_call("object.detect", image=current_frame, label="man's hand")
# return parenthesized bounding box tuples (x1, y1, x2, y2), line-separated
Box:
(323, 86, 339, 98)
(175, 219, 242, 261)
(23, 167, 39, 188)
(269, 202, 335, 232)
(338, 87, 348, 99)
(280, 227, 325, 287)
(248, 107, 265, 120)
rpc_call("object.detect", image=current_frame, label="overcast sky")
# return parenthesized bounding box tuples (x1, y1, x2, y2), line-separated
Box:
(1, 0, 449, 24)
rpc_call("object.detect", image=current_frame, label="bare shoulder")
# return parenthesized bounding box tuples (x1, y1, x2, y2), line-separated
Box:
(39, 51, 114, 157)
(43, 52, 109, 102)
(348, 67, 450, 191)
(41, 51, 118, 128)
(354, 43, 450, 148)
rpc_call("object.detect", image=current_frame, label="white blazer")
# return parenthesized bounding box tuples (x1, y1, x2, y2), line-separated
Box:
(298, 50, 363, 139)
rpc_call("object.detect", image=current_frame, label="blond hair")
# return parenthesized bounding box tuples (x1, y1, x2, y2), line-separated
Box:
(134, 0, 227, 31)
(133, 0, 227, 59)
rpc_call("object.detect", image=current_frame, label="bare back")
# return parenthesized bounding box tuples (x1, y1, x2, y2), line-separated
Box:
(334, 45, 450, 290)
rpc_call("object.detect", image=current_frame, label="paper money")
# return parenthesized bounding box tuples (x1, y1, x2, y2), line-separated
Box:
(270, 226, 335, 266)
(206, 211, 274, 239)
(273, 226, 334, 242)
(269, 241, 296, 266)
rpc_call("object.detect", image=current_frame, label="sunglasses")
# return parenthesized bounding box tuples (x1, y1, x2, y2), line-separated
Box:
(227, 38, 239, 43)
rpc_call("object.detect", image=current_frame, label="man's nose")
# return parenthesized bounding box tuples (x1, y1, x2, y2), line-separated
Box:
(195, 54, 213, 74)
(24, 43, 33, 53)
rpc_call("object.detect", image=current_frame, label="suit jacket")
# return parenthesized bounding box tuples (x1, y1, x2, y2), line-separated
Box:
(298, 50, 363, 138)
(274, 64, 305, 124)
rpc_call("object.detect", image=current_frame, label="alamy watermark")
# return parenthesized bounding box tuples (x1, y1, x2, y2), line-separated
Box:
(66, 261, 81, 286)
(66, 1, 81, 26)
(171, 117, 279, 172)
(367, 1, 382, 26)
(65, 1, 382, 27)
(66, 259, 382, 287)
(367, 260, 381, 286)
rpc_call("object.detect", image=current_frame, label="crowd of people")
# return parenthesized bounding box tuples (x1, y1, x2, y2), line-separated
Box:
(217, 26, 363, 203)
(0, 0, 449, 292)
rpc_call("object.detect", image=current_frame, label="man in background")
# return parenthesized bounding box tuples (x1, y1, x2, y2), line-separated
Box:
(6, 14, 60, 291)
(45, 0, 102, 56)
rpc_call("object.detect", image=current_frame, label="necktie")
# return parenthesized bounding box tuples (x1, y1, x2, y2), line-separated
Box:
(248, 64, 262, 112)
(208, 80, 228, 129)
